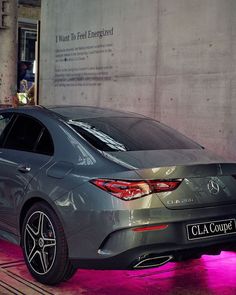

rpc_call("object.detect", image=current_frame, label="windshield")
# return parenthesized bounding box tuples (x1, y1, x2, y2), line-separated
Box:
(69, 117, 202, 152)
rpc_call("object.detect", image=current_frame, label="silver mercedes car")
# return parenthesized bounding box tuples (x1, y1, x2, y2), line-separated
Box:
(0, 105, 236, 285)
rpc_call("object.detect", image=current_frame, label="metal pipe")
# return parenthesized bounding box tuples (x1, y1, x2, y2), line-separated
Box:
(133, 255, 173, 269)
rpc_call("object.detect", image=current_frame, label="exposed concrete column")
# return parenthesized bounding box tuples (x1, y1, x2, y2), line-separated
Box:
(0, 0, 17, 106)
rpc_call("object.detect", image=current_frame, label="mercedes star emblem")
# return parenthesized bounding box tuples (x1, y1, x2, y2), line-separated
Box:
(207, 180, 220, 195)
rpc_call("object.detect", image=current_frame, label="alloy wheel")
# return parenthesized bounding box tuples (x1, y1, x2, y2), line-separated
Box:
(24, 210, 56, 275)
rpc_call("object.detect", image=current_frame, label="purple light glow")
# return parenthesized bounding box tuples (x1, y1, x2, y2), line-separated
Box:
(1, 240, 236, 294)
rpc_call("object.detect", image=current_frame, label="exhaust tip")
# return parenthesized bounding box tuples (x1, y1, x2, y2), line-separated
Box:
(133, 255, 173, 269)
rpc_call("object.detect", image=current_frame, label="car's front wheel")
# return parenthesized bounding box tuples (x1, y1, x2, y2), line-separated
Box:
(22, 201, 76, 285)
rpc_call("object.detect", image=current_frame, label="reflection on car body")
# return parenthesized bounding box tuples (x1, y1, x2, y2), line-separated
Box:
(0, 105, 235, 285)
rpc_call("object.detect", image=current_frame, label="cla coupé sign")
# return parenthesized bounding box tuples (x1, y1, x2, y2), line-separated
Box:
(187, 219, 236, 240)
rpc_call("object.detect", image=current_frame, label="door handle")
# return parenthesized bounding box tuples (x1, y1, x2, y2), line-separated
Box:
(17, 164, 31, 173)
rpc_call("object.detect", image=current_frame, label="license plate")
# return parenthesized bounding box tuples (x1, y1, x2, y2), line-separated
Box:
(187, 219, 236, 240)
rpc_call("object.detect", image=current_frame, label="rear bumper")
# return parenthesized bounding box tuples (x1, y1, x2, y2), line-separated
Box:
(66, 211, 236, 270)
(71, 239, 236, 270)
(55, 187, 236, 268)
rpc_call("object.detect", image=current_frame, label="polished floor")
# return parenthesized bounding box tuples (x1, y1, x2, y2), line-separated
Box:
(0, 239, 235, 294)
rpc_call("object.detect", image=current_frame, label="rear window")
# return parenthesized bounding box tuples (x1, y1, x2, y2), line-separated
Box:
(69, 117, 201, 152)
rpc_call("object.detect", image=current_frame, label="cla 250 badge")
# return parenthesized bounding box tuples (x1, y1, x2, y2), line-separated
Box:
(187, 219, 236, 240)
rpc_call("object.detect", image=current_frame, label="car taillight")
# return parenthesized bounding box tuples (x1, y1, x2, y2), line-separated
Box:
(90, 178, 182, 201)
(148, 179, 182, 193)
(90, 179, 151, 201)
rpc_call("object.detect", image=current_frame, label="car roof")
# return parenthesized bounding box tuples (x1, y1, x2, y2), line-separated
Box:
(45, 105, 147, 120)
(1, 105, 146, 120)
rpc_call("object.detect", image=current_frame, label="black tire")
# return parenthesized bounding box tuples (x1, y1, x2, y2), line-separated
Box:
(63, 263, 77, 282)
(22, 201, 76, 285)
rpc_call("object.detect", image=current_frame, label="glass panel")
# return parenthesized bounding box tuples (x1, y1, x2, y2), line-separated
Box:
(4, 115, 42, 152)
(0, 114, 12, 136)
(19, 29, 37, 62)
(35, 129, 54, 156)
(17, 28, 37, 105)
(69, 117, 202, 152)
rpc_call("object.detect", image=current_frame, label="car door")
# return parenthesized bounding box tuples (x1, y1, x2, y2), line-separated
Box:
(0, 113, 54, 235)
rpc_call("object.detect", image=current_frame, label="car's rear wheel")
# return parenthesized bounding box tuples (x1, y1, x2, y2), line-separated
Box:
(22, 202, 75, 285)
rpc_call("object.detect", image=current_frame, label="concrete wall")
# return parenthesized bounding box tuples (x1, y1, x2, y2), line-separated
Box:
(0, 0, 17, 105)
(18, 3, 41, 20)
(40, 0, 236, 160)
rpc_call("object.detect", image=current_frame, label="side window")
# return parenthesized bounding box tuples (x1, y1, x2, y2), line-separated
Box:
(35, 128, 54, 155)
(0, 113, 14, 147)
(4, 115, 42, 152)
(0, 114, 12, 134)
(4, 115, 54, 155)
